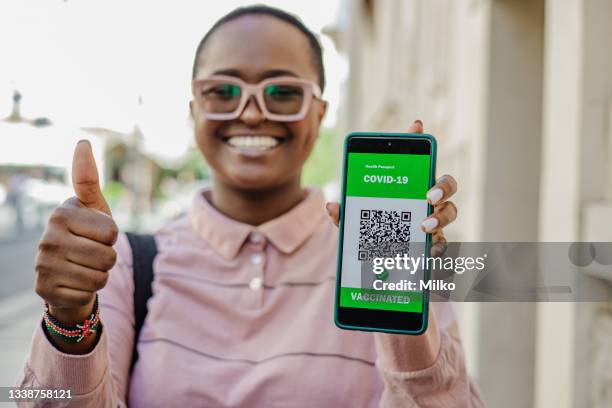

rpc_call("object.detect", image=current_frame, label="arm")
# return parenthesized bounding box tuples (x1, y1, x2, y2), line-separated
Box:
(325, 120, 483, 406)
(15, 141, 135, 407)
(15, 233, 136, 408)
(375, 303, 485, 408)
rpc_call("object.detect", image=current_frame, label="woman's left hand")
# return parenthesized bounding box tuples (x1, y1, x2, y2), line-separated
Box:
(324, 119, 458, 372)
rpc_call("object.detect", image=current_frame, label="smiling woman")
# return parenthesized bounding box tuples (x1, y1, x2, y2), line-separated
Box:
(16, 5, 482, 408)
(189, 8, 328, 224)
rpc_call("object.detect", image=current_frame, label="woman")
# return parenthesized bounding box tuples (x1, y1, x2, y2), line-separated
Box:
(18, 5, 483, 407)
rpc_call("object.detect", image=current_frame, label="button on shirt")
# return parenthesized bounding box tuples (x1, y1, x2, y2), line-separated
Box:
(17, 188, 483, 407)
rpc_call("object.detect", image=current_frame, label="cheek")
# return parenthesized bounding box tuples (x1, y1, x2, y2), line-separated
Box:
(291, 115, 320, 159)
(194, 117, 222, 157)
(290, 111, 319, 148)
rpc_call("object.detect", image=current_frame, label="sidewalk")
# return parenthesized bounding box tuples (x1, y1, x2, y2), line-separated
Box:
(0, 289, 41, 396)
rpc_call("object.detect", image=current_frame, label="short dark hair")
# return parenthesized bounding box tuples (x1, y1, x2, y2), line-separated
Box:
(191, 5, 326, 91)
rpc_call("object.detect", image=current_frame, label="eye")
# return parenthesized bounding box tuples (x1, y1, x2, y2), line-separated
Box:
(264, 84, 303, 99)
(202, 84, 240, 99)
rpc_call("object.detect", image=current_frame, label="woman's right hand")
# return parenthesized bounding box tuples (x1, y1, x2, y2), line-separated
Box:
(34, 141, 118, 351)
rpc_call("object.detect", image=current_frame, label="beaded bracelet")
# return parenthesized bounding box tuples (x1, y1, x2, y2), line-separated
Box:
(44, 295, 100, 343)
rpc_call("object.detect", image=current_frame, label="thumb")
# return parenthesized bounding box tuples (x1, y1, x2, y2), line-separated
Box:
(407, 119, 423, 134)
(325, 202, 340, 227)
(72, 140, 112, 216)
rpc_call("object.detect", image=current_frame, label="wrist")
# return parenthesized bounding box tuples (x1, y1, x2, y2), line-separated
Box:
(44, 295, 100, 343)
(48, 298, 96, 325)
(374, 313, 441, 372)
(375, 330, 440, 372)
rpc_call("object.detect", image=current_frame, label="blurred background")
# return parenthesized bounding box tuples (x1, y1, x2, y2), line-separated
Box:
(0, 1, 611, 407)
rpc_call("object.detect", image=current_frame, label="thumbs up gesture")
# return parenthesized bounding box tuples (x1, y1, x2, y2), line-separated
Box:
(35, 141, 118, 330)
(71, 140, 112, 216)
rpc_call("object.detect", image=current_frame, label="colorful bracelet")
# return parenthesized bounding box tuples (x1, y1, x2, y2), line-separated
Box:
(44, 295, 100, 343)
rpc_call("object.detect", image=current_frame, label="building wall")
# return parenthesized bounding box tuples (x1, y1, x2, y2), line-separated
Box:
(335, 0, 612, 406)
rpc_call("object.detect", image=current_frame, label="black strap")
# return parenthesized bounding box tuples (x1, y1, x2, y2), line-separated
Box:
(125, 232, 158, 374)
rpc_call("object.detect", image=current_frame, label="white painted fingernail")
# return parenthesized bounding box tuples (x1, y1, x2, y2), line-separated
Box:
(426, 188, 443, 204)
(421, 217, 439, 232)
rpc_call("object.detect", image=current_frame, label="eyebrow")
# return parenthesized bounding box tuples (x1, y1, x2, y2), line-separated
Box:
(211, 68, 300, 80)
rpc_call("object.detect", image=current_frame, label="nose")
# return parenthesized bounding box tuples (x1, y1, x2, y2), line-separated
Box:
(239, 96, 265, 126)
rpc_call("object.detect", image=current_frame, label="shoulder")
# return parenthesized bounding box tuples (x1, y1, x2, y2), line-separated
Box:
(153, 212, 196, 247)
(111, 212, 194, 267)
(100, 214, 194, 314)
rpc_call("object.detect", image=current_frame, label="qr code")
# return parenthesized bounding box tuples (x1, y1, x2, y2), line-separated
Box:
(358, 210, 411, 261)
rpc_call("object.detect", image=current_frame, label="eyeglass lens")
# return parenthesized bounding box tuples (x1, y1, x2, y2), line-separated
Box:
(198, 81, 306, 116)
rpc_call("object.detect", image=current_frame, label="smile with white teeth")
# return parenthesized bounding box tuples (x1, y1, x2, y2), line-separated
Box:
(225, 135, 281, 150)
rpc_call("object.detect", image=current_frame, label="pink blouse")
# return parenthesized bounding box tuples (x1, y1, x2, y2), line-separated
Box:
(17, 188, 483, 407)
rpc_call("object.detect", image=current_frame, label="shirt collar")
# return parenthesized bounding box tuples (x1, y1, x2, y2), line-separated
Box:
(190, 187, 327, 260)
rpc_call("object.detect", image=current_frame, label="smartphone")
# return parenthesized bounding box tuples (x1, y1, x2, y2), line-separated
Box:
(334, 132, 437, 335)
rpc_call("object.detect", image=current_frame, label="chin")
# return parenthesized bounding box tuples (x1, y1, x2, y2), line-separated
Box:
(227, 172, 286, 192)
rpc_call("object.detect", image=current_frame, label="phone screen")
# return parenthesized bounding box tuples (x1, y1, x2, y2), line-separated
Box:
(336, 135, 434, 333)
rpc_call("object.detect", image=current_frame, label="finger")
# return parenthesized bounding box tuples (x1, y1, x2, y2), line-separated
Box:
(57, 261, 109, 293)
(430, 231, 447, 258)
(432, 230, 446, 245)
(64, 234, 117, 272)
(35, 256, 102, 302)
(72, 140, 111, 216)
(325, 202, 340, 227)
(51, 199, 119, 245)
(64, 198, 118, 245)
(406, 119, 423, 134)
(426, 174, 458, 205)
(421, 201, 458, 233)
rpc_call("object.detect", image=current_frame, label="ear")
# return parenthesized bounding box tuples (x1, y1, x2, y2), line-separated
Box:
(189, 100, 195, 121)
(316, 100, 328, 125)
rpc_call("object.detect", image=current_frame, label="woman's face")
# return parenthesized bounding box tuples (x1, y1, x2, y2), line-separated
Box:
(191, 15, 327, 191)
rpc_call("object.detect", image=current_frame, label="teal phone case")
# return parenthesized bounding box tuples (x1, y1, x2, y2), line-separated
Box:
(333, 132, 438, 335)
